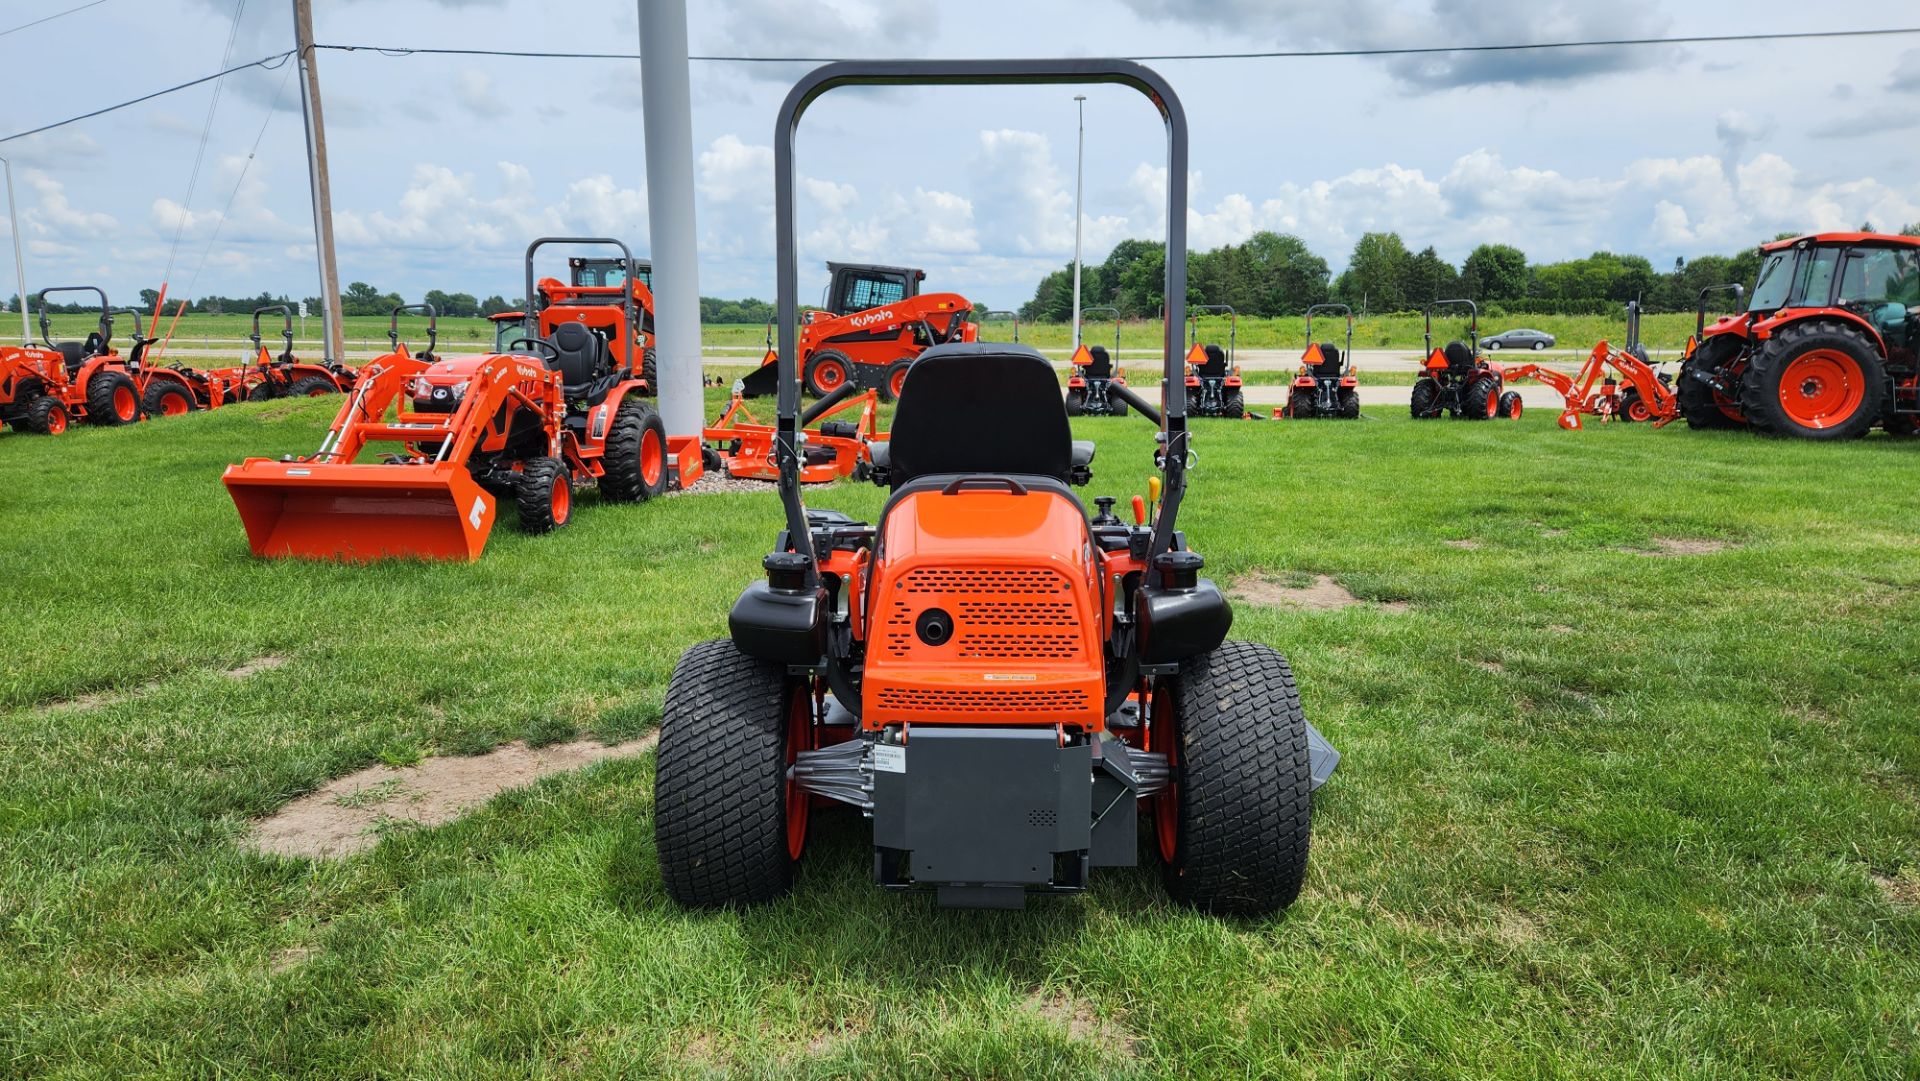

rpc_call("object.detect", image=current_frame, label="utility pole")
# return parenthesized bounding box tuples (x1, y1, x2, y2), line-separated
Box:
(638, 0, 703, 440)
(0, 155, 27, 344)
(292, 0, 342, 364)
(1071, 94, 1086, 350)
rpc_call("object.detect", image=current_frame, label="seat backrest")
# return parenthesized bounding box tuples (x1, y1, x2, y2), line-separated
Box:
(888, 343, 1071, 487)
(1443, 341, 1475, 373)
(1084, 344, 1113, 379)
(1195, 343, 1228, 376)
(57, 341, 87, 373)
(547, 321, 606, 388)
(1314, 343, 1342, 377)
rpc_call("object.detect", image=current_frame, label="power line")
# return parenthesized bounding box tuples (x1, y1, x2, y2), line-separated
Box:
(312, 25, 1920, 64)
(0, 0, 108, 39)
(0, 51, 294, 145)
(161, 0, 250, 287)
(184, 46, 297, 300)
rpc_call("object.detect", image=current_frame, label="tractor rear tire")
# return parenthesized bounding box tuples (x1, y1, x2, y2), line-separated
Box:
(1410, 377, 1440, 418)
(601, 397, 669, 502)
(1157, 640, 1313, 916)
(286, 375, 338, 398)
(656, 638, 805, 907)
(1065, 388, 1085, 417)
(803, 349, 854, 399)
(1338, 388, 1360, 419)
(1677, 347, 1746, 430)
(1222, 391, 1246, 419)
(1111, 391, 1129, 418)
(143, 380, 197, 418)
(1462, 374, 1500, 420)
(86, 371, 140, 425)
(514, 456, 572, 533)
(1740, 320, 1885, 441)
(23, 395, 68, 435)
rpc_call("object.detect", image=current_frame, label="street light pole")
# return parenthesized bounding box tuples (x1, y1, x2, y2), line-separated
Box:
(0, 156, 28, 344)
(1071, 94, 1086, 350)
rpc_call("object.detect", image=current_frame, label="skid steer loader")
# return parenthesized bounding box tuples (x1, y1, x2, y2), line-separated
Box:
(654, 59, 1337, 914)
(738, 261, 977, 401)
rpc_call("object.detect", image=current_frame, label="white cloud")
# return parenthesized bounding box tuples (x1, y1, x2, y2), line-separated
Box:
(22, 171, 117, 239)
(453, 70, 507, 119)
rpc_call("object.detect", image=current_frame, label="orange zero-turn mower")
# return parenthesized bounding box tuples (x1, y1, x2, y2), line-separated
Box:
(1281, 303, 1360, 419)
(703, 381, 882, 483)
(1504, 302, 1679, 429)
(1065, 305, 1129, 416)
(654, 58, 1337, 913)
(737, 260, 977, 401)
(1410, 298, 1521, 420)
(0, 287, 143, 434)
(1183, 303, 1245, 418)
(1676, 231, 1920, 439)
(223, 238, 686, 562)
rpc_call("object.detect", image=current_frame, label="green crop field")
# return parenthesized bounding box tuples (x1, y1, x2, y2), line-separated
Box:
(2, 397, 1916, 1077)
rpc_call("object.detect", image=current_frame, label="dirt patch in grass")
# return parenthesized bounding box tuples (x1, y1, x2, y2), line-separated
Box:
(225, 655, 288, 680)
(1444, 538, 1483, 550)
(255, 403, 304, 421)
(1626, 536, 1733, 556)
(1025, 990, 1139, 1057)
(1475, 659, 1506, 674)
(1875, 870, 1920, 907)
(270, 946, 316, 973)
(1231, 573, 1409, 613)
(1546, 624, 1576, 635)
(250, 734, 658, 859)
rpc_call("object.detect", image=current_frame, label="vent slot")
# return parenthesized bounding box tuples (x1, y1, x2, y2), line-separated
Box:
(874, 686, 1091, 714)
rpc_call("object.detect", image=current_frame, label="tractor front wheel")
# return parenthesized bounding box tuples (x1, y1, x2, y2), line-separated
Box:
(656, 639, 809, 907)
(1155, 640, 1313, 916)
(87, 371, 140, 425)
(1498, 391, 1523, 419)
(1409, 377, 1441, 418)
(601, 397, 669, 501)
(514, 456, 572, 533)
(803, 350, 853, 399)
(1741, 321, 1884, 440)
(24, 395, 68, 435)
(144, 380, 197, 418)
(642, 347, 658, 394)
(286, 375, 338, 398)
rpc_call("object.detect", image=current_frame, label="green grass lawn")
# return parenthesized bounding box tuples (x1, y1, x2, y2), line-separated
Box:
(2, 396, 1917, 1078)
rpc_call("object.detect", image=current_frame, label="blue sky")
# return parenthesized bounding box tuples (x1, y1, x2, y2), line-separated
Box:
(1, 0, 1917, 311)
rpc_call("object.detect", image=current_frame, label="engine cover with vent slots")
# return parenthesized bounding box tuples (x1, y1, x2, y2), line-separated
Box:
(861, 486, 1105, 731)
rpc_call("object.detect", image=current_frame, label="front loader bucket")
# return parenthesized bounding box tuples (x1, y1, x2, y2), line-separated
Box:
(223, 459, 497, 562)
(737, 351, 782, 398)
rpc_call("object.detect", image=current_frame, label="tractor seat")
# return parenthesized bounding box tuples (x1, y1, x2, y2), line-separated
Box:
(1084, 345, 1114, 379)
(546, 321, 618, 405)
(1443, 341, 1476, 374)
(886, 343, 1075, 489)
(1313, 343, 1343, 378)
(1194, 344, 1229, 377)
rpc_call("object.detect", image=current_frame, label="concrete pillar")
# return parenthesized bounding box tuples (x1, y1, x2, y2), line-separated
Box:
(637, 0, 703, 437)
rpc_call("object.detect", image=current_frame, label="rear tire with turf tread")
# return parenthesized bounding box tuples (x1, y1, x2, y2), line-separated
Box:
(656, 638, 800, 907)
(514, 456, 571, 533)
(1462, 373, 1499, 420)
(601, 397, 668, 501)
(143, 380, 197, 417)
(1160, 639, 1313, 916)
(286, 375, 337, 398)
(1065, 388, 1085, 416)
(1338, 388, 1360, 418)
(1222, 390, 1245, 419)
(1410, 377, 1440, 419)
(86, 370, 140, 425)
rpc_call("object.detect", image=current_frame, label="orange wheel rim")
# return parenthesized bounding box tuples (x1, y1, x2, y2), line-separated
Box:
(1778, 349, 1866, 429)
(641, 428, 664, 485)
(1485, 389, 1498, 415)
(1627, 401, 1650, 422)
(164, 394, 188, 416)
(1152, 688, 1180, 863)
(816, 360, 846, 391)
(1511, 398, 1524, 419)
(784, 690, 812, 860)
(114, 386, 137, 419)
(889, 366, 907, 398)
(307, 385, 329, 397)
(48, 408, 67, 434)
(551, 478, 571, 523)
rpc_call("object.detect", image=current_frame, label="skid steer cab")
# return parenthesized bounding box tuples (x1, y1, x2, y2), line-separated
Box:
(654, 59, 1337, 914)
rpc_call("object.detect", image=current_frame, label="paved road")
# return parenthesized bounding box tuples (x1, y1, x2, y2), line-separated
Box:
(1238, 384, 1568, 409)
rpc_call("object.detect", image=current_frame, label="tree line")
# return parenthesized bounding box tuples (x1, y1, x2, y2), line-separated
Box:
(1017, 223, 1920, 321)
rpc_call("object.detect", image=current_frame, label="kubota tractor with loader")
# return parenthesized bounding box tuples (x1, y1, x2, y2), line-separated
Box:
(654, 58, 1336, 914)
(488, 254, 659, 392)
(224, 238, 688, 562)
(1677, 231, 1919, 439)
(1410, 299, 1521, 420)
(1183, 303, 1245, 418)
(1283, 303, 1360, 419)
(0, 288, 143, 435)
(737, 261, 976, 401)
(1065, 305, 1129, 417)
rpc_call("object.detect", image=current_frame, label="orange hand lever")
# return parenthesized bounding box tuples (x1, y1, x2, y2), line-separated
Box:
(1130, 495, 1147, 525)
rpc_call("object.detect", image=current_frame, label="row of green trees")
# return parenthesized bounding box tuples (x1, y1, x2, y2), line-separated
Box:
(1017, 224, 1920, 320)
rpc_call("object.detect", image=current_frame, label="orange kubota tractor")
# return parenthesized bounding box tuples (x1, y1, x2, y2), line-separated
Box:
(140, 304, 354, 417)
(1504, 301, 1678, 429)
(1677, 231, 1919, 439)
(654, 58, 1336, 914)
(1183, 303, 1245, 418)
(737, 261, 976, 401)
(1410, 299, 1521, 420)
(1065, 305, 1129, 416)
(1283, 303, 1359, 419)
(224, 238, 683, 561)
(0, 288, 143, 435)
(491, 255, 659, 392)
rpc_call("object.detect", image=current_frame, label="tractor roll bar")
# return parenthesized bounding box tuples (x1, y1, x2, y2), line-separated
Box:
(774, 59, 1190, 583)
(524, 237, 637, 375)
(36, 287, 111, 350)
(1306, 303, 1355, 371)
(388, 302, 439, 357)
(1188, 303, 1235, 363)
(1424, 298, 1479, 357)
(1078, 305, 1120, 357)
(251, 305, 295, 362)
(981, 309, 1021, 342)
(1696, 283, 1746, 341)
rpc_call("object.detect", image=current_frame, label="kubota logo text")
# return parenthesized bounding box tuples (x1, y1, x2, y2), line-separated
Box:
(848, 308, 895, 328)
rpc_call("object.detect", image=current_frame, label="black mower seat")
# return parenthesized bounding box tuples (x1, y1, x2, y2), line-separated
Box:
(888, 342, 1072, 488)
(546, 321, 620, 404)
(1443, 341, 1476, 374)
(1084, 345, 1114, 379)
(1195, 344, 1229, 377)
(1313, 343, 1342, 378)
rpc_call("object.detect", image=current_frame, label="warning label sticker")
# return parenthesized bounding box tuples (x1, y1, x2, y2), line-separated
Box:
(873, 744, 906, 774)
